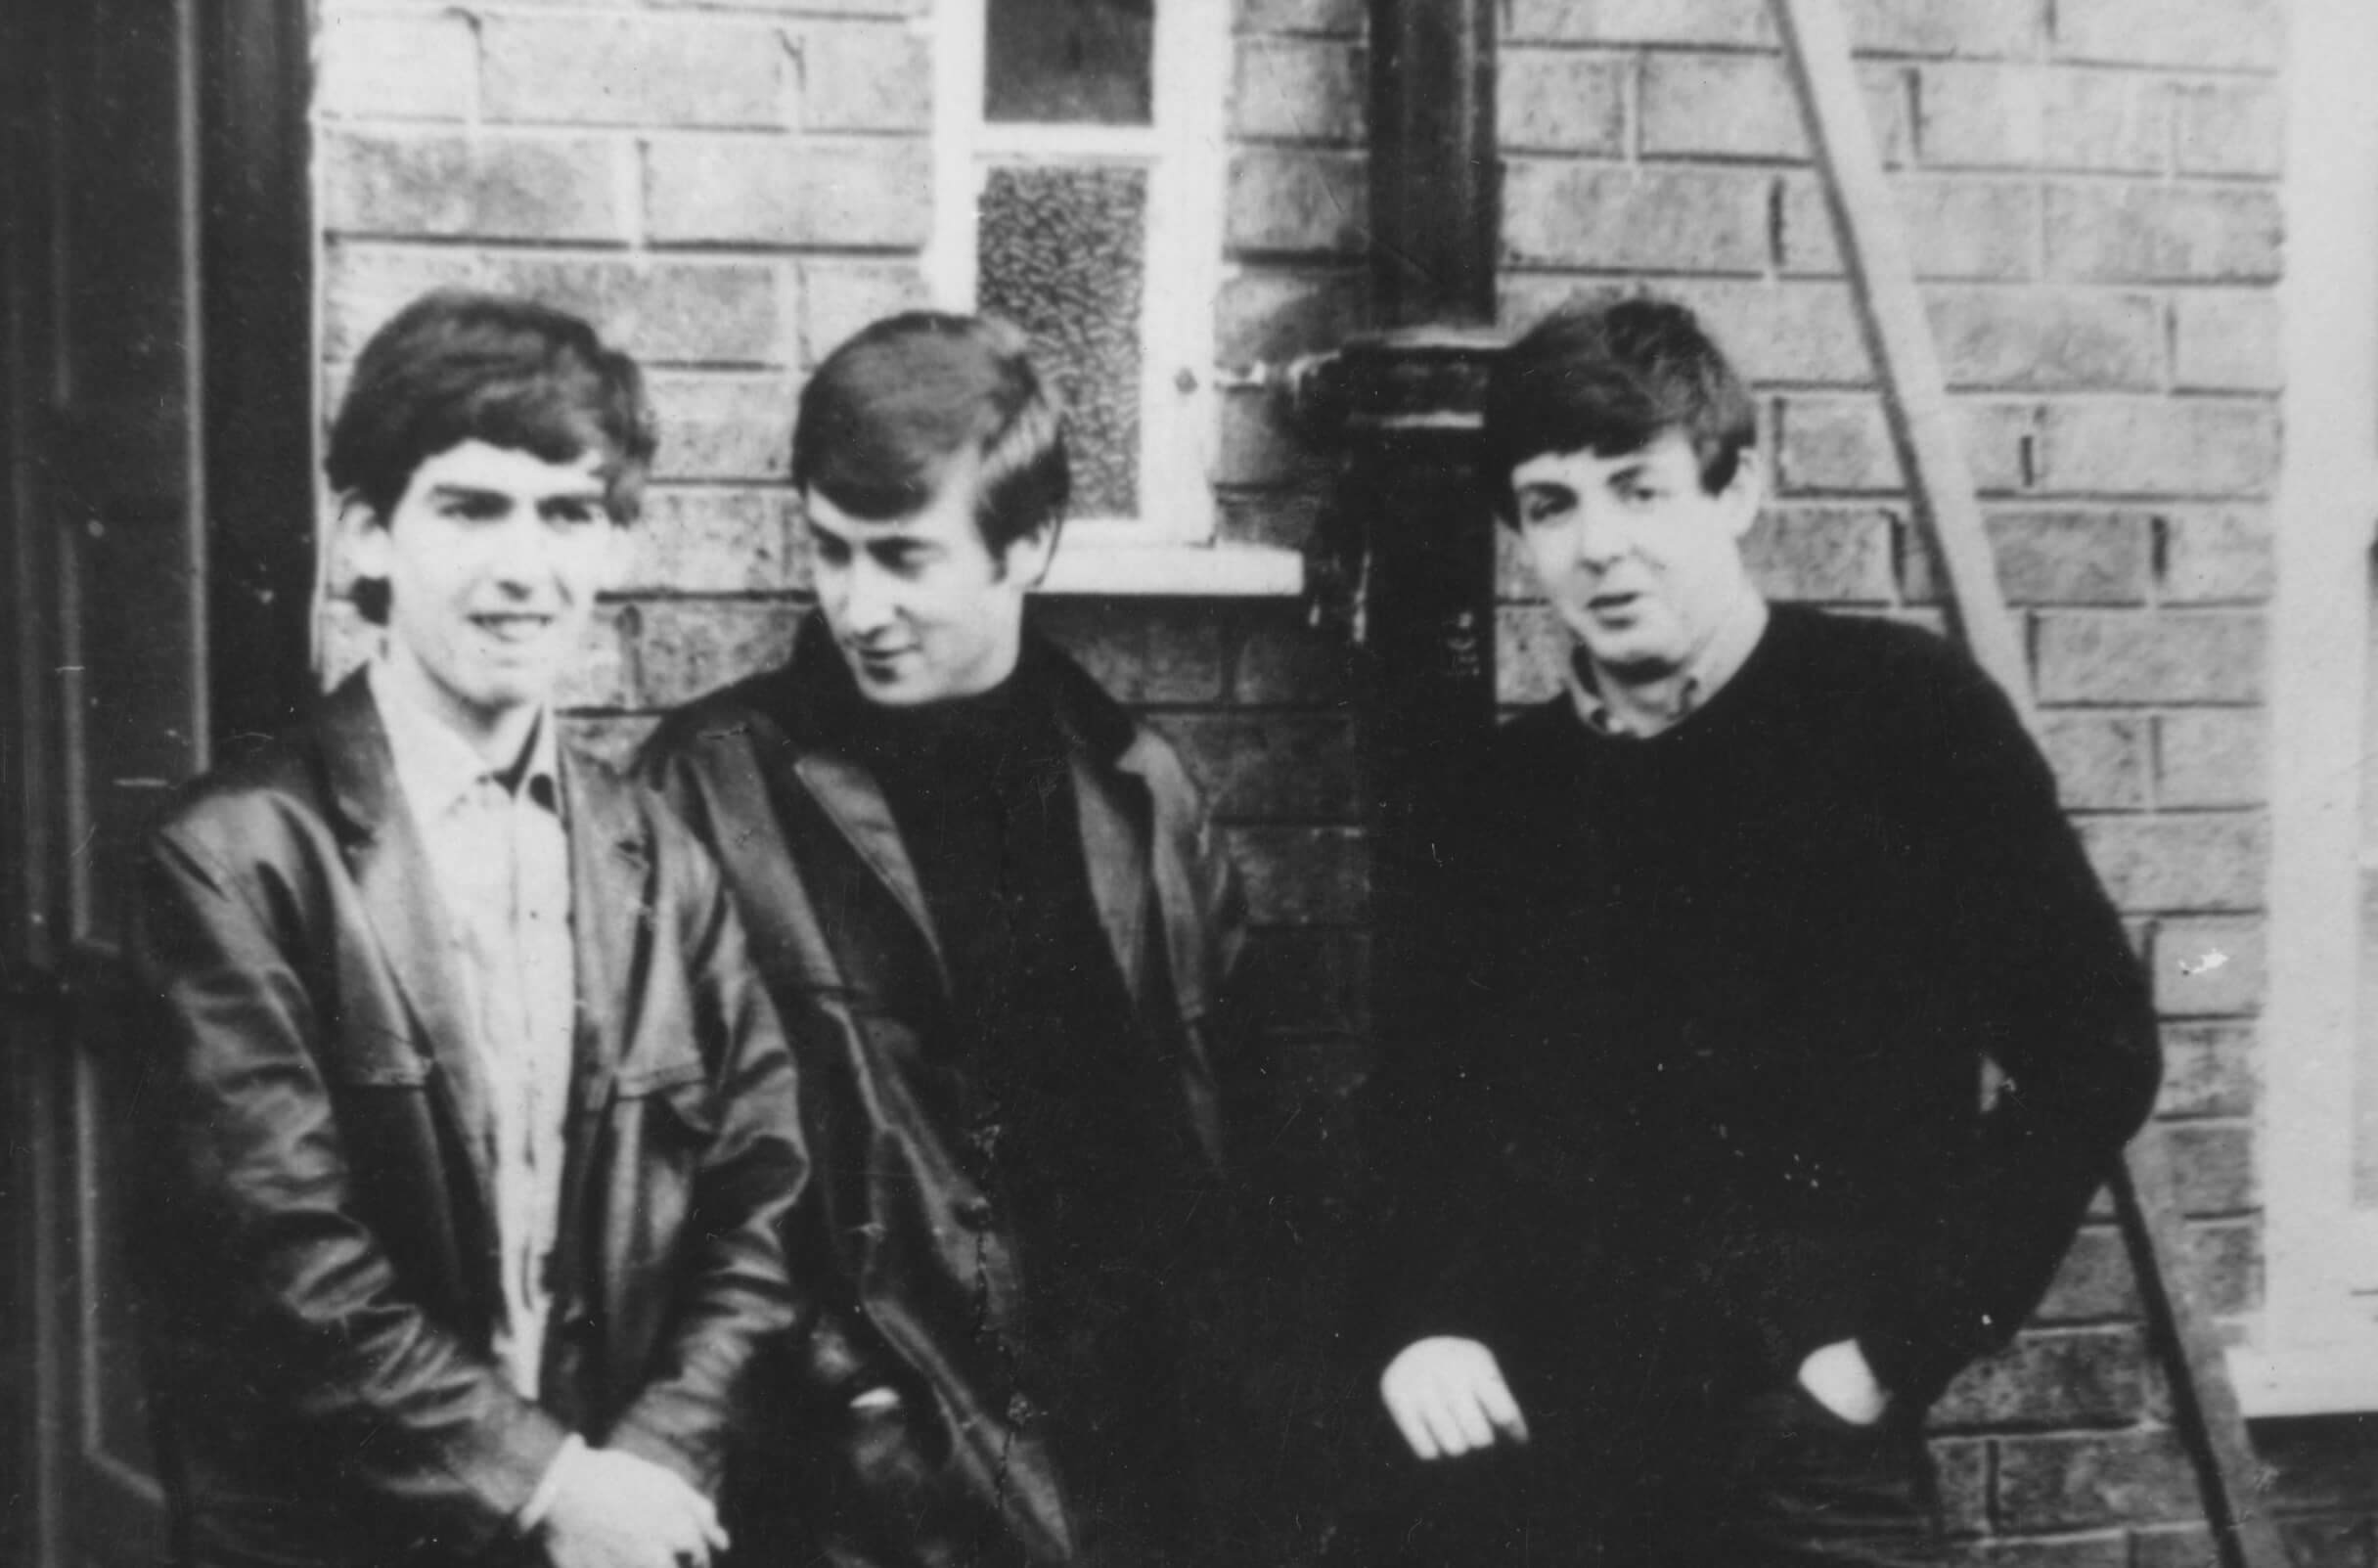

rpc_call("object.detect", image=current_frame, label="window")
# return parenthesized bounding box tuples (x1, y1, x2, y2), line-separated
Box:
(927, 0, 1300, 595)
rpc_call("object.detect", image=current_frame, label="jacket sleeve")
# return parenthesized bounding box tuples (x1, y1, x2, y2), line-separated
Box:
(1860, 650, 2164, 1400)
(128, 821, 569, 1550)
(602, 824, 809, 1493)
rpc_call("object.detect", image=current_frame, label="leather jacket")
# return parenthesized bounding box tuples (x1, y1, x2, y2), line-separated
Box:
(641, 623, 1248, 1567)
(125, 676, 810, 1568)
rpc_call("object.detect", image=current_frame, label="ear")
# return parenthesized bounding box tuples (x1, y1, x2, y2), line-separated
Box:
(1720, 448, 1764, 540)
(340, 495, 392, 581)
(1004, 518, 1059, 591)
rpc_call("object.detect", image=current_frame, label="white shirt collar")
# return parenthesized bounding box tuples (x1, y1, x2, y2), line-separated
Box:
(368, 660, 561, 820)
(1566, 592, 1771, 739)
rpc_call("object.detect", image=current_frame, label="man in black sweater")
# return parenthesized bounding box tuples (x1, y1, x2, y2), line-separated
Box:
(1362, 293, 2162, 1566)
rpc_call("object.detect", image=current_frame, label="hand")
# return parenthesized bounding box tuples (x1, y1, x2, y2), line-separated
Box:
(1379, 1336, 1531, 1460)
(1797, 1338, 1890, 1427)
(540, 1446, 730, 1568)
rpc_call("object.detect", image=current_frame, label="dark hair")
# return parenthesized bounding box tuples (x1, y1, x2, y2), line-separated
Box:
(791, 312, 1068, 557)
(1480, 291, 1757, 524)
(328, 286, 654, 539)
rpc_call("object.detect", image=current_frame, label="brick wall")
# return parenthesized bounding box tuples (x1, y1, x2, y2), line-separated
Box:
(1493, 0, 2309, 1559)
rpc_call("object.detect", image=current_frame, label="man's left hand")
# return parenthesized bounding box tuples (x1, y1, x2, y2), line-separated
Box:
(1796, 1338, 1890, 1426)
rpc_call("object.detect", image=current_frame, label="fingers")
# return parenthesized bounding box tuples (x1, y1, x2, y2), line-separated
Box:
(1379, 1337, 1530, 1462)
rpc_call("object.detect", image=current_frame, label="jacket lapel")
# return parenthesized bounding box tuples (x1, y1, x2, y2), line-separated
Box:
(791, 749, 950, 989)
(320, 675, 498, 1207)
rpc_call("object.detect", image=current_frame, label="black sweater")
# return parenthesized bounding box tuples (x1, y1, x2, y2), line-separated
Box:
(1378, 605, 2161, 1411)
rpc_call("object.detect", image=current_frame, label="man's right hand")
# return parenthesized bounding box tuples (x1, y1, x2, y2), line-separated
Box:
(541, 1446, 730, 1568)
(1379, 1336, 1532, 1461)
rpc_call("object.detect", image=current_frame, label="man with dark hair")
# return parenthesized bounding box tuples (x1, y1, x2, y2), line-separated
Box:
(1358, 292, 2162, 1566)
(640, 311, 1248, 1568)
(126, 290, 811, 1568)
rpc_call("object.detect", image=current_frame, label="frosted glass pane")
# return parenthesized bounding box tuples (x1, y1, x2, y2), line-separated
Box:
(985, 0, 1153, 125)
(978, 164, 1144, 519)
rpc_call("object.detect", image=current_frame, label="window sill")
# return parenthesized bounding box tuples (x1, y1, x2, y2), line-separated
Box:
(1036, 541, 1305, 598)
(2229, 1339, 2378, 1417)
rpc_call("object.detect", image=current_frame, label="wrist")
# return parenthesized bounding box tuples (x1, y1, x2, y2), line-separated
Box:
(517, 1433, 589, 1534)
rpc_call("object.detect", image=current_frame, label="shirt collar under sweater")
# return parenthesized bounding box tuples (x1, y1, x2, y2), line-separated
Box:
(1565, 589, 1771, 739)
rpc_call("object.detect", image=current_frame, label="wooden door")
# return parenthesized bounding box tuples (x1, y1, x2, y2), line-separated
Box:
(0, 3, 314, 1564)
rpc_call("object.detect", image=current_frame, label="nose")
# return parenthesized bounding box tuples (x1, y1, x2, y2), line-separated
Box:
(487, 513, 560, 590)
(1572, 498, 1634, 571)
(836, 556, 898, 638)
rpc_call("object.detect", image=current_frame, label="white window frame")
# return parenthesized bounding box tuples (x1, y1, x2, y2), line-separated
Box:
(2231, 0, 2378, 1416)
(925, 0, 1300, 596)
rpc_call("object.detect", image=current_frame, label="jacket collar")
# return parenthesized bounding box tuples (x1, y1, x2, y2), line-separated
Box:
(767, 613, 1154, 997)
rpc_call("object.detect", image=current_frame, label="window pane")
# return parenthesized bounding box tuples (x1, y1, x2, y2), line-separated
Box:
(977, 164, 1144, 519)
(985, 0, 1153, 126)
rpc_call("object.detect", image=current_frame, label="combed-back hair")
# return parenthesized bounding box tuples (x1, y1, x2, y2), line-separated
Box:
(1480, 291, 1758, 523)
(792, 311, 1069, 557)
(327, 288, 656, 527)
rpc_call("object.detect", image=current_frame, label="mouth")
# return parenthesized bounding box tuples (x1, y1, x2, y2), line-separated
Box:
(1586, 590, 1642, 614)
(849, 644, 916, 676)
(471, 612, 558, 646)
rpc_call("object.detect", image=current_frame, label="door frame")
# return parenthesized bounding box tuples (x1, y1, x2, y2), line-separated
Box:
(0, 3, 315, 1563)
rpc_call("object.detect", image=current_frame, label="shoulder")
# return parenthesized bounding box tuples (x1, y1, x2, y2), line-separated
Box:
(640, 669, 796, 775)
(1760, 605, 2009, 729)
(144, 723, 334, 883)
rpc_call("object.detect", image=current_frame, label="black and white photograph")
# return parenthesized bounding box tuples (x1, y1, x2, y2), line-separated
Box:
(0, 1, 2360, 1565)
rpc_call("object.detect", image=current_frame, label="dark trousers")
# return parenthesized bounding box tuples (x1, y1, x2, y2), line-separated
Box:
(1354, 1382, 1945, 1568)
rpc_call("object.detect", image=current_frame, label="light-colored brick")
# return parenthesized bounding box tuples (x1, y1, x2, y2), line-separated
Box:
(798, 22, 931, 132)
(2054, 0, 2284, 71)
(1227, 149, 1368, 255)
(558, 604, 635, 711)
(1847, 0, 2047, 58)
(323, 243, 488, 358)
(322, 130, 629, 243)
(2160, 508, 2274, 602)
(1640, 54, 1909, 164)
(1505, 162, 1773, 274)
(1994, 1431, 2202, 1533)
(481, 16, 785, 127)
(627, 599, 799, 708)
(645, 373, 800, 481)
(1503, 0, 1769, 47)
(1906, 510, 2152, 605)
(619, 488, 801, 594)
(645, 136, 933, 248)
(1498, 49, 1628, 157)
(1782, 175, 2040, 280)
(1658, 281, 1868, 386)
(2157, 708, 2267, 807)
(2078, 813, 2266, 913)
(2036, 1224, 2137, 1321)
(649, 0, 924, 13)
(2035, 610, 2265, 702)
(1234, 36, 1365, 143)
(2036, 401, 2280, 498)
(2151, 918, 2266, 1018)
(801, 262, 930, 366)
(1932, 1441, 1993, 1537)
(2172, 80, 2284, 177)
(2171, 292, 2283, 393)
(1916, 65, 2168, 173)
(1927, 288, 2159, 391)
(1742, 507, 1897, 602)
(2166, 1120, 2256, 1212)
(2039, 712, 2150, 809)
(2186, 1217, 2261, 1314)
(1218, 269, 1368, 365)
(318, 11, 476, 120)
(1774, 396, 2031, 494)
(478, 256, 788, 366)
(2157, 1020, 2256, 1117)
(2045, 184, 2283, 284)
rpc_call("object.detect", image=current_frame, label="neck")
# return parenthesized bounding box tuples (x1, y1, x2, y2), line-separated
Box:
(1581, 585, 1768, 739)
(380, 645, 544, 769)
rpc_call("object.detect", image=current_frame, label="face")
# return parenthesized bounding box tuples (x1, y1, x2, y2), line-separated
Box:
(1508, 430, 1761, 682)
(349, 438, 625, 743)
(804, 454, 1054, 708)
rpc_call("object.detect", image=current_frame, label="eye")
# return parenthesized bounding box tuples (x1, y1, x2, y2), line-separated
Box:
(1518, 492, 1571, 527)
(809, 531, 852, 567)
(546, 498, 605, 528)
(439, 492, 508, 522)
